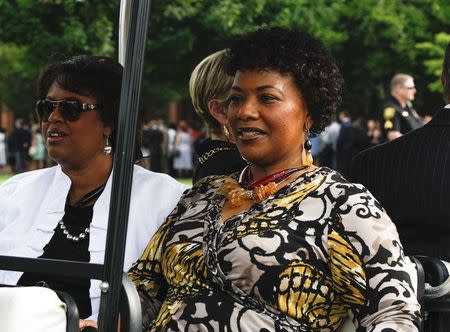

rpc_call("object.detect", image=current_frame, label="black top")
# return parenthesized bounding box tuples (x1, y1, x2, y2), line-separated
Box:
(192, 138, 246, 184)
(350, 107, 450, 261)
(8, 127, 32, 153)
(18, 204, 93, 318)
(382, 97, 423, 135)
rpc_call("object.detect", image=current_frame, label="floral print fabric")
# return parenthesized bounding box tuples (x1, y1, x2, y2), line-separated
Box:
(128, 167, 421, 331)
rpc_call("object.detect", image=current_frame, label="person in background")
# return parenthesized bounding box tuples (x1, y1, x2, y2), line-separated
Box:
(29, 124, 46, 170)
(366, 119, 384, 147)
(147, 120, 164, 173)
(351, 41, 450, 262)
(140, 120, 151, 170)
(335, 112, 370, 178)
(173, 120, 193, 178)
(382, 73, 423, 140)
(166, 122, 177, 177)
(189, 49, 246, 184)
(129, 27, 420, 331)
(0, 126, 7, 172)
(156, 119, 169, 173)
(8, 118, 31, 173)
(0, 55, 186, 327)
(318, 115, 341, 169)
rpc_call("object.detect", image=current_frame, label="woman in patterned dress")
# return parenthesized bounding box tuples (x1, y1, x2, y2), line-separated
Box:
(129, 27, 421, 331)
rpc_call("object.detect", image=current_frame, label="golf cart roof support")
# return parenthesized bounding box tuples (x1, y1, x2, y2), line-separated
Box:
(97, 0, 151, 330)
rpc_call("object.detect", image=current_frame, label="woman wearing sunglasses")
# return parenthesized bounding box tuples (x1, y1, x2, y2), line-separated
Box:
(129, 28, 420, 331)
(0, 55, 187, 325)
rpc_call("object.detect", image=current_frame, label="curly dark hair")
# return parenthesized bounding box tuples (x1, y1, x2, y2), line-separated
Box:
(227, 27, 343, 134)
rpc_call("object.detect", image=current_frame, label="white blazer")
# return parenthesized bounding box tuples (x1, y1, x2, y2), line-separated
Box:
(0, 164, 187, 320)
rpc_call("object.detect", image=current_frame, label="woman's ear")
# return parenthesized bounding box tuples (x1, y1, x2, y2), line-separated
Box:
(208, 99, 228, 125)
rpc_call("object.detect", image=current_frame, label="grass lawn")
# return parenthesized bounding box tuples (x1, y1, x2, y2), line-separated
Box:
(0, 174, 11, 184)
(177, 178, 192, 187)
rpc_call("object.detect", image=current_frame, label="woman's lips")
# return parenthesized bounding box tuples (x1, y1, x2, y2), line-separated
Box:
(237, 127, 265, 141)
(46, 130, 68, 144)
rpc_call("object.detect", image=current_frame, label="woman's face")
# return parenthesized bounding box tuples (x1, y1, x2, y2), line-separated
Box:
(228, 70, 308, 169)
(41, 82, 112, 170)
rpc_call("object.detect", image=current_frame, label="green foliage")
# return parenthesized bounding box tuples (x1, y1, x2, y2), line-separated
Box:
(416, 32, 450, 93)
(0, 43, 35, 119)
(1, 0, 450, 120)
(0, 0, 118, 118)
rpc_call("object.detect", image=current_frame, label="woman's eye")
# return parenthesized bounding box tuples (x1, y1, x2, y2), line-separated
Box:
(260, 94, 277, 103)
(229, 95, 243, 104)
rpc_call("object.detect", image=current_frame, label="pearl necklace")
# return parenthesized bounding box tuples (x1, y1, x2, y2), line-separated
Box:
(58, 184, 106, 243)
(58, 220, 90, 242)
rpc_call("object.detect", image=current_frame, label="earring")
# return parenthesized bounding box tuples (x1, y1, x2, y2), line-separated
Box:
(223, 125, 230, 140)
(104, 135, 112, 155)
(303, 129, 313, 166)
(223, 124, 236, 143)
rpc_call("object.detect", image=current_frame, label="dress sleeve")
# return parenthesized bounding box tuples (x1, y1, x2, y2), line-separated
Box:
(127, 210, 178, 328)
(327, 182, 421, 331)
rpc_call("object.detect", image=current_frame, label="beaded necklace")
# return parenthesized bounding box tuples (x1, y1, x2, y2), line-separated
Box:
(222, 165, 309, 207)
(57, 184, 106, 243)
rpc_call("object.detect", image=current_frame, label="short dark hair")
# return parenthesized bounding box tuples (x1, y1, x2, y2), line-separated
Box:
(227, 27, 343, 134)
(442, 41, 450, 102)
(36, 55, 141, 159)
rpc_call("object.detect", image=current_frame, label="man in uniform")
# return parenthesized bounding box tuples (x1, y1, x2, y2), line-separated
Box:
(383, 73, 423, 140)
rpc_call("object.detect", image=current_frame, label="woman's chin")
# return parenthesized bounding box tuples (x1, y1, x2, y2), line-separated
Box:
(239, 152, 269, 167)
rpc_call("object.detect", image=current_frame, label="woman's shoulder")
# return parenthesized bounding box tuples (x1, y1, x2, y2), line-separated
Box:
(315, 167, 372, 192)
(0, 166, 60, 196)
(195, 173, 236, 189)
(308, 167, 382, 209)
(180, 173, 234, 200)
(316, 167, 386, 220)
(131, 164, 188, 193)
(2, 166, 58, 185)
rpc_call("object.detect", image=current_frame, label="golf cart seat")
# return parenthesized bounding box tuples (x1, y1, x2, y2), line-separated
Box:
(0, 272, 141, 332)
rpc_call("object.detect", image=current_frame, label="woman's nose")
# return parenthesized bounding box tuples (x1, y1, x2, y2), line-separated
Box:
(237, 98, 258, 120)
(47, 105, 63, 122)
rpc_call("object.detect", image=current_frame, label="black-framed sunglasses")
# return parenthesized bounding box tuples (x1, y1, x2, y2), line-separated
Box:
(35, 99, 103, 122)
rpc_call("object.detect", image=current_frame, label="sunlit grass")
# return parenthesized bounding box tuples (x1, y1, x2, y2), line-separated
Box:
(0, 174, 11, 184)
(176, 178, 192, 187)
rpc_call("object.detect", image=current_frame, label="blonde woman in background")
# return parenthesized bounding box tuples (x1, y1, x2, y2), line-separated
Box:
(189, 50, 246, 184)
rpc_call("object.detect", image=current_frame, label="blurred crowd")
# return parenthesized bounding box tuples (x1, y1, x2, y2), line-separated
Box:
(138, 108, 428, 180)
(0, 118, 48, 174)
(0, 111, 430, 178)
(139, 119, 202, 178)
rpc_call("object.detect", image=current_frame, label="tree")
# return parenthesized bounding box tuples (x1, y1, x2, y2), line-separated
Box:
(0, 0, 118, 120)
(1, 0, 450, 121)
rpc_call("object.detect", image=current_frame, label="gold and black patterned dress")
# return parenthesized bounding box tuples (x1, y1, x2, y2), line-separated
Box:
(128, 167, 421, 331)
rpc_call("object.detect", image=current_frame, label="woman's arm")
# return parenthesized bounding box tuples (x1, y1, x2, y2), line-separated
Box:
(329, 183, 421, 331)
(127, 213, 177, 328)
